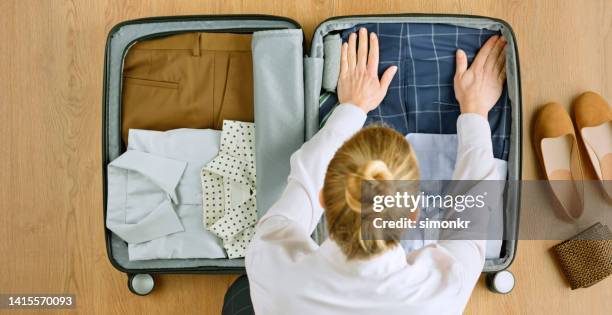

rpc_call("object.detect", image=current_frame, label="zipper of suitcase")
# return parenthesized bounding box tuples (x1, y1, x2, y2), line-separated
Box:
(105, 14, 304, 55)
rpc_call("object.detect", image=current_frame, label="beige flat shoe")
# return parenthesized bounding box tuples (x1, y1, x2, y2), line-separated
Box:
(533, 102, 584, 221)
(572, 91, 612, 201)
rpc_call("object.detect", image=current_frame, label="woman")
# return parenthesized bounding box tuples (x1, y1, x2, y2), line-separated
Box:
(245, 28, 507, 314)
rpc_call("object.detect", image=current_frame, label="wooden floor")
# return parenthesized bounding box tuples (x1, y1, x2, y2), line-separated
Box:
(0, 0, 610, 314)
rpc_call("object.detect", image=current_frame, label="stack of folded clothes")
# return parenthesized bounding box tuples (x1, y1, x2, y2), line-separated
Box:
(106, 32, 259, 260)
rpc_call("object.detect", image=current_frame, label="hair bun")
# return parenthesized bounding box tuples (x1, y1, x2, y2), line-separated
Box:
(345, 160, 392, 213)
(360, 160, 392, 181)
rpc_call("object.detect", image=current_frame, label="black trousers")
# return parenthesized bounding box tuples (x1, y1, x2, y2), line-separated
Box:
(222, 275, 254, 315)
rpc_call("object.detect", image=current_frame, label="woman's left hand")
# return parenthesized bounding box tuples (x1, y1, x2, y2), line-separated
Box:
(337, 28, 398, 114)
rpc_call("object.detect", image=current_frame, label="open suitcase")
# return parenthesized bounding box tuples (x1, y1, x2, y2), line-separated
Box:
(102, 14, 522, 295)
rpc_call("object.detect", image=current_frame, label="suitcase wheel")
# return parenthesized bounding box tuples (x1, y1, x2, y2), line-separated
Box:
(127, 273, 155, 296)
(485, 270, 515, 294)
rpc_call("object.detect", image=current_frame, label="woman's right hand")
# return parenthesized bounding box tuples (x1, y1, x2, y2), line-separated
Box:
(453, 35, 507, 118)
(337, 28, 398, 114)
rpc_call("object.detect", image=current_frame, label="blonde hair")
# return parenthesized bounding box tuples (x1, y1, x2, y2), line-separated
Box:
(322, 125, 419, 260)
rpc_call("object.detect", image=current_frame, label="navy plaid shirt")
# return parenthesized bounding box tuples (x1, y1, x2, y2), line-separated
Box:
(320, 23, 511, 160)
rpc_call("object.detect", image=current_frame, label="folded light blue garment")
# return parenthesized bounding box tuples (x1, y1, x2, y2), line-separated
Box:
(106, 128, 227, 260)
(322, 34, 341, 92)
(401, 133, 506, 259)
(107, 150, 186, 244)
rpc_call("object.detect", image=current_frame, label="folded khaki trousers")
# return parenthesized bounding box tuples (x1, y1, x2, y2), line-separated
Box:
(121, 32, 254, 144)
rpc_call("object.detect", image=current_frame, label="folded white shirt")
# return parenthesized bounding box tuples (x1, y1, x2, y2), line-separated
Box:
(402, 133, 506, 259)
(106, 128, 226, 260)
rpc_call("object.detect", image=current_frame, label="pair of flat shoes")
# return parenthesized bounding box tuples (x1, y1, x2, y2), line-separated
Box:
(533, 91, 612, 221)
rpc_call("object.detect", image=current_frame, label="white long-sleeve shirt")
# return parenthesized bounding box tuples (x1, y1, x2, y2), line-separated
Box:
(245, 104, 502, 315)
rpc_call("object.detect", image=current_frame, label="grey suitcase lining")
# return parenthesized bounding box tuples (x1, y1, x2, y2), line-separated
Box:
(103, 14, 521, 273)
